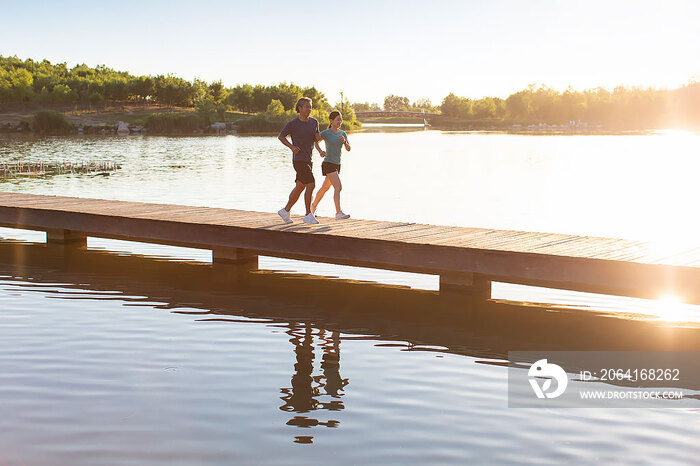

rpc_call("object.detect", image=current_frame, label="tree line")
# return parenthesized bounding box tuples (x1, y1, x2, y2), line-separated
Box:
(354, 84, 700, 129)
(3, 55, 699, 129)
(439, 84, 700, 128)
(0, 55, 330, 114)
(352, 95, 439, 113)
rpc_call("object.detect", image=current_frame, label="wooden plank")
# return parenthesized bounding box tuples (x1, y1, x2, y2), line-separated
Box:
(403, 228, 476, 245)
(1, 192, 700, 305)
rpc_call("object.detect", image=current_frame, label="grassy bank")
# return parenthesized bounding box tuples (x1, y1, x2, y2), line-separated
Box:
(0, 102, 363, 135)
(0, 104, 253, 135)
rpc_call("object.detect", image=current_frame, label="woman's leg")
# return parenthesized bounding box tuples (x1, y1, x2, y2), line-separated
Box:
(312, 176, 332, 211)
(326, 171, 342, 213)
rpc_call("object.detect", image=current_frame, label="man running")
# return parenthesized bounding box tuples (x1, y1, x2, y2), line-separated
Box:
(277, 97, 321, 224)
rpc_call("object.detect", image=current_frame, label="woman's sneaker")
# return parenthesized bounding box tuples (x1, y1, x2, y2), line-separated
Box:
(303, 212, 319, 224)
(278, 208, 293, 224)
(335, 211, 350, 220)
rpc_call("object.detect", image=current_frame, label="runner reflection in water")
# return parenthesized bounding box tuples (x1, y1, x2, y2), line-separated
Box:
(279, 324, 348, 441)
(318, 329, 347, 410)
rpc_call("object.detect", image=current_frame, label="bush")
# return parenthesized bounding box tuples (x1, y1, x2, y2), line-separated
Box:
(236, 105, 362, 134)
(145, 113, 207, 133)
(89, 91, 104, 107)
(32, 110, 72, 132)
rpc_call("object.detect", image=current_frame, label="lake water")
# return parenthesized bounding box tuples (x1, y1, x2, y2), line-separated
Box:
(0, 130, 699, 464)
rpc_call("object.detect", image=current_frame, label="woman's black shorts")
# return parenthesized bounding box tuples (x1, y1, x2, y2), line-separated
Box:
(293, 161, 314, 184)
(321, 162, 341, 176)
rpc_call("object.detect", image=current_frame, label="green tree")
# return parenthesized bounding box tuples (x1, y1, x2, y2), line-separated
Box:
(339, 104, 358, 128)
(252, 85, 273, 112)
(384, 94, 410, 111)
(53, 84, 77, 104)
(153, 74, 193, 107)
(0, 67, 13, 102)
(351, 102, 371, 112)
(36, 87, 53, 105)
(228, 84, 254, 112)
(559, 87, 586, 122)
(265, 99, 286, 116)
(273, 82, 303, 110)
(412, 98, 434, 112)
(440, 93, 472, 118)
(208, 80, 228, 105)
(89, 91, 104, 108)
(505, 92, 529, 120)
(8, 68, 34, 102)
(302, 86, 329, 111)
(473, 97, 497, 119)
(104, 77, 129, 102)
(130, 76, 154, 102)
(529, 85, 558, 122)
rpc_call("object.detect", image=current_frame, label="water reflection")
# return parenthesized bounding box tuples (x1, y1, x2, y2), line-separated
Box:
(280, 324, 347, 442)
(1, 239, 699, 447)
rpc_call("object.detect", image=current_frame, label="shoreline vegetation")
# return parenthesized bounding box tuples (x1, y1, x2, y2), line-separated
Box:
(1, 55, 699, 135)
(0, 55, 360, 135)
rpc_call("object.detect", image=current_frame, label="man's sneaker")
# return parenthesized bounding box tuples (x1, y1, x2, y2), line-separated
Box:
(335, 211, 350, 220)
(278, 208, 293, 224)
(303, 212, 319, 224)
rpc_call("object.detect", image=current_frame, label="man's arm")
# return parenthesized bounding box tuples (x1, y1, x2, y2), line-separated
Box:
(278, 134, 300, 154)
(315, 140, 326, 157)
(314, 120, 322, 143)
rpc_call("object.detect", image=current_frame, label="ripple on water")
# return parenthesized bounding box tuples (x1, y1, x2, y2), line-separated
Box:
(0, 275, 699, 464)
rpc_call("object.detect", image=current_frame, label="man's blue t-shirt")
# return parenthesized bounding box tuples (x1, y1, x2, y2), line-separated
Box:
(320, 128, 348, 165)
(279, 117, 319, 162)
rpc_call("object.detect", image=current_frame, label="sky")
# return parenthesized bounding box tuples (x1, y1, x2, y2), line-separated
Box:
(2, 0, 699, 106)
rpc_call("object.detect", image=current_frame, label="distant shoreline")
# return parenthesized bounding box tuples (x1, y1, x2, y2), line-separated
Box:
(0, 105, 693, 136)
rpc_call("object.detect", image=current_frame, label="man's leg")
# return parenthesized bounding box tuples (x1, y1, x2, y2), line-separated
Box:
(285, 181, 306, 212)
(303, 182, 315, 215)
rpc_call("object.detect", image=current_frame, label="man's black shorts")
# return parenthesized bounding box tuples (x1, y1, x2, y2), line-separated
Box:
(293, 161, 314, 184)
(321, 162, 341, 176)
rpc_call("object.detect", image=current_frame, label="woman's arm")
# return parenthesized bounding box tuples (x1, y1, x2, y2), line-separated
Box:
(340, 133, 351, 151)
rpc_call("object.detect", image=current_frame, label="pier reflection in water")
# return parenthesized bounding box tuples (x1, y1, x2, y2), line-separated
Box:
(0, 237, 699, 463)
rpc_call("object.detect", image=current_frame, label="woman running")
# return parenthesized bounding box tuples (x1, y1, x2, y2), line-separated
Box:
(312, 110, 351, 219)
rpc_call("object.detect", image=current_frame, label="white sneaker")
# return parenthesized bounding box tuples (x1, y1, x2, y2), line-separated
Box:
(278, 208, 292, 224)
(335, 211, 350, 220)
(303, 212, 319, 224)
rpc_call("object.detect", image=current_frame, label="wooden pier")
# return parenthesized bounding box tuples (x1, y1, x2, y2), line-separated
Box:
(0, 191, 698, 304)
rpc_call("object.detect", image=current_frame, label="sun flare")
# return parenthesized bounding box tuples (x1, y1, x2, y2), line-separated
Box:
(653, 295, 687, 322)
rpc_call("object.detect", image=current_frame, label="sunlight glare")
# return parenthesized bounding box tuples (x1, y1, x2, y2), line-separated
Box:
(653, 295, 687, 322)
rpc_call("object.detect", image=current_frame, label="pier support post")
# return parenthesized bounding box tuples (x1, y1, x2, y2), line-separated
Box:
(439, 272, 491, 300)
(212, 247, 258, 270)
(46, 229, 87, 248)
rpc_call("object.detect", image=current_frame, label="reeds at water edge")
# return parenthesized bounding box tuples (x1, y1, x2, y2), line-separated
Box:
(0, 161, 121, 178)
